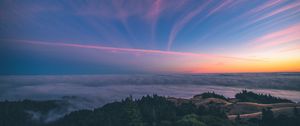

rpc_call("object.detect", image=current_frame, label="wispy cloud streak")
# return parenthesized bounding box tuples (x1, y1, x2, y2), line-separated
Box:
(247, 0, 284, 14)
(251, 23, 300, 49)
(255, 1, 300, 23)
(146, 0, 163, 46)
(196, 0, 286, 41)
(242, 1, 300, 29)
(8, 39, 264, 62)
(167, 0, 242, 50)
(167, 1, 211, 50)
(280, 45, 300, 52)
(206, 0, 234, 17)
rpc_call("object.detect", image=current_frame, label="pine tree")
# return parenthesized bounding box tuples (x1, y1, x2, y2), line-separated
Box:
(293, 107, 299, 117)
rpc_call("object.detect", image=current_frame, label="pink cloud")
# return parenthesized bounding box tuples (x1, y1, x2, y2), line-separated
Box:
(242, 1, 300, 28)
(248, 0, 284, 14)
(146, 0, 190, 47)
(146, 0, 162, 21)
(7, 39, 263, 62)
(70, 0, 192, 49)
(256, 34, 300, 49)
(146, 0, 162, 45)
(256, 1, 300, 22)
(279, 45, 300, 52)
(196, 0, 286, 41)
(251, 23, 300, 49)
(253, 23, 300, 44)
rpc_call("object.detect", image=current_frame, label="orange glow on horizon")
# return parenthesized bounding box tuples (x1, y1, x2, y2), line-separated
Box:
(186, 57, 300, 73)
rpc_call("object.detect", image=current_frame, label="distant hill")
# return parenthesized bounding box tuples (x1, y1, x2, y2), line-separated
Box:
(193, 92, 228, 101)
(235, 90, 293, 104)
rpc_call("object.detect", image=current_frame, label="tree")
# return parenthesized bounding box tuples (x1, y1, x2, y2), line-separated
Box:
(293, 107, 299, 117)
(261, 108, 274, 126)
(123, 97, 144, 126)
(235, 114, 241, 122)
(235, 90, 292, 104)
(175, 114, 206, 126)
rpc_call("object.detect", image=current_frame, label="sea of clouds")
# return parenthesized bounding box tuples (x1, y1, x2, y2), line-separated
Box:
(1, 73, 300, 122)
(1, 73, 300, 102)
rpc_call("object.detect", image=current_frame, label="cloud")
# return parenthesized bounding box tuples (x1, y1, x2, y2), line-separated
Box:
(251, 23, 300, 49)
(167, 1, 211, 50)
(255, 1, 300, 23)
(67, 0, 192, 48)
(7, 39, 263, 62)
(279, 45, 300, 53)
(146, 0, 163, 45)
(1, 73, 300, 122)
(166, 0, 242, 50)
(191, 0, 287, 42)
(1, 39, 272, 74)
(247, 0, 284, 14)
(241, 0, 300, 29)
(206, 0, 235, 16)
(0, 0, 62, 21)
(25, 95, 105, 123)
(1, 74, 300, 102)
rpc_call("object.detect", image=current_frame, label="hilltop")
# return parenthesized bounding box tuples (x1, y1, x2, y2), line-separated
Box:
(168, 91, 299, 121)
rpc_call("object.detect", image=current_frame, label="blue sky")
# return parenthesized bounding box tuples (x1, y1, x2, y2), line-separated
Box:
(1, 0, 300, 74)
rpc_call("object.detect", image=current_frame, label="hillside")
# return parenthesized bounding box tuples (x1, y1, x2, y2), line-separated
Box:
(0, 91, 300, 126)
(168, 91, 299, 120)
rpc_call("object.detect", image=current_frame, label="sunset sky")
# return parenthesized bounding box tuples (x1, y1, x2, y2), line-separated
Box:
(0, 0, 300, 74)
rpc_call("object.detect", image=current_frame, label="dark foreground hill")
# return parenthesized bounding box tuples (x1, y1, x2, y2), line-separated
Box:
(0, 91, 300, 126)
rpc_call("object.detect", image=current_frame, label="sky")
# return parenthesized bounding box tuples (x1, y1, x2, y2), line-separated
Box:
(0, 0, 300, 74)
